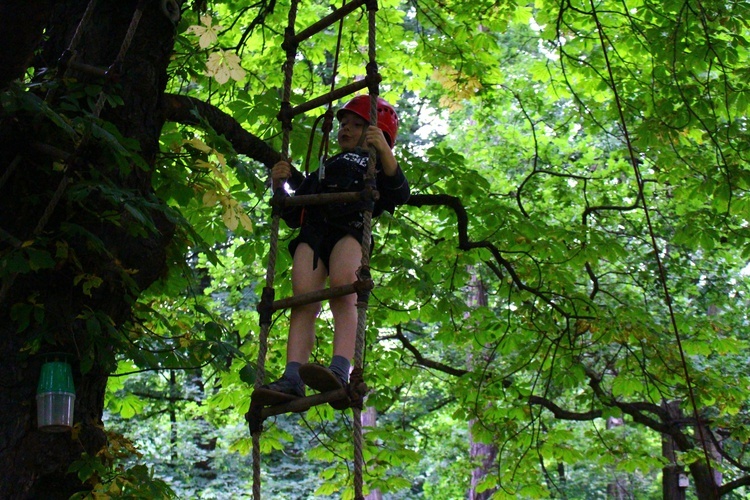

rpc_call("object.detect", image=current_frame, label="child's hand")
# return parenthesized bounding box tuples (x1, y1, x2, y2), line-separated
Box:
(365, 127, 390, 154)
(271, 160, 292, 189)
(365, 128, 399, 176)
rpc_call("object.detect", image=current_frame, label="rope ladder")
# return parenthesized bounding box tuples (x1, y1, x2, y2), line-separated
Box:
(246, 1, 382, 498)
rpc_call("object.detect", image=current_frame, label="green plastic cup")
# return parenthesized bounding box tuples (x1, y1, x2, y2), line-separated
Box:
(36, 360, 76, 432)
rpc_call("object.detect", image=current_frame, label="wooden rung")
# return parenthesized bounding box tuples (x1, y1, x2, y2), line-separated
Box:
(285, 76, 380, 120)
(272, 279, 373, 311)
(250, 381, 367, 420)
(280, 190, 371, 208)
(258, 387, 349, 418)
(67, 60, 109, 78)
(291, 0, 369, 47)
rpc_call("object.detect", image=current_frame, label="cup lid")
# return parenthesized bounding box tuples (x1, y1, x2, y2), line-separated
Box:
(37, 360, 75, 393)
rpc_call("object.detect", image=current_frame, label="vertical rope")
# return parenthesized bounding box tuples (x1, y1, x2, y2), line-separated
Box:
(251, 2, 300, 498)
(48, 0, 100, 98)
(251, 211, 281, 500)
(279, 0, 300, 158)
(0, 155, 21, 193)
(251, 429, 262, 500)
(352, 3, 379, 498)
(320, 0, 349, 162)
(93, 1, 145, 116)
(67, 0, 100, 62)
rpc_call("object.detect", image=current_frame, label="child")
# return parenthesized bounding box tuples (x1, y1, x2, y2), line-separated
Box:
(257, 95, 409, 405)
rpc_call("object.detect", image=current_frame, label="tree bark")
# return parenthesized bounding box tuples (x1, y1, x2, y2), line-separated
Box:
(606, 417, 628, 500)
(0, 1, 54, 89)
(0, 1, 179, 497)
(466, 270, 498, 500)
(662, 401, 686, 500)
(362, 406, 383, 500)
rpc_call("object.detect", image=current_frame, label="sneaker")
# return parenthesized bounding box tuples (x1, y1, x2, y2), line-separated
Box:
(252, 376, 305, 406)
(299, 364, 350, 410)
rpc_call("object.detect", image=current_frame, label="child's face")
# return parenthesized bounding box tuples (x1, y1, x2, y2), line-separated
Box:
(336, 112, 368, 151)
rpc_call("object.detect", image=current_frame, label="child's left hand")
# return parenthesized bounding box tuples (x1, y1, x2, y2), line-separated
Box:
(365, 127, 390, 154)
(365, 126, 398, 176)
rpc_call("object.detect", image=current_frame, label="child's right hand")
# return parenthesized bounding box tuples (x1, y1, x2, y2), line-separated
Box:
(271, 160, 292, 189)
(272, 160, 292, 180)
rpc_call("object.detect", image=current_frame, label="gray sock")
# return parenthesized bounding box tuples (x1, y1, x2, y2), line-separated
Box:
(283, 362, 303, 387)
(329, 355, 350, 385)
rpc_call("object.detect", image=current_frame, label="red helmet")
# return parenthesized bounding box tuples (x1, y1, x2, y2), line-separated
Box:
(336, 95, 399, 147)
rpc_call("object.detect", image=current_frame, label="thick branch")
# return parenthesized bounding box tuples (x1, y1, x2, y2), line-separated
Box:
(160, 93, 281, 169)
(584, 366, 678, 438)
(719, 475, 750, 496)
(528, 395, 602, 421)
(393, 326, 468, 377)
(406, 193, 577, 319)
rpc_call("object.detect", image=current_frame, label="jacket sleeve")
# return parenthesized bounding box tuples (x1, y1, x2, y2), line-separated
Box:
(280, 172, 319, 228)
(287, 165, 306, 191)
(375, 164, 410, 215)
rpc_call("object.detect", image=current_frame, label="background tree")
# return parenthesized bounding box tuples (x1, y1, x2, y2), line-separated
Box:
(3, 0, 750, 498)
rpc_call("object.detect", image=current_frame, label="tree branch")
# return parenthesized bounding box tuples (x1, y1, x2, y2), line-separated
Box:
(160, 93, 281, 169)
(583, 365, 677, 437)
(528, 395, 602, 421)
(719, 475, 750, 496)
(131, 390, 201, 403)
(406, 193, 585, 319)
(393, 325, 468, 377)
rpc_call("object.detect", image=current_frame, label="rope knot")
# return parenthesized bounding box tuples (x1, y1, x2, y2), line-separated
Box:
(246, 402, 264, 434)
(365, 64, 381, 95)
(57, 49, 75, 73)
(358, 181, 378, 212)
(277, 102, 294, 132)
(347, 367, 368, 409)
(104, 61, 123, 84)
(257, 286, 275, 326)
(355, 266, 373, 304)
(281, 32, 299, 56)
(321, 108, 335, 136)
(270, 188, 286, 217)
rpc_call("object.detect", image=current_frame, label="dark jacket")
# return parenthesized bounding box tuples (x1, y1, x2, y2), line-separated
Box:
(281, 148, 410, 230)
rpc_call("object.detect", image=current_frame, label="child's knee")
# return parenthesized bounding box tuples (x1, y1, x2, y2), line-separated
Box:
(330, 293, 356, 313)
(293, 301, 321, 319)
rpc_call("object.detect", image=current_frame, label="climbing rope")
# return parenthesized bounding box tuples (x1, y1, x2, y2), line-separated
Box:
(248, 0, 381, 498)
(299, 3, 348, 175)
(250, 0, 300, 496)
(351, 7, 382, 497)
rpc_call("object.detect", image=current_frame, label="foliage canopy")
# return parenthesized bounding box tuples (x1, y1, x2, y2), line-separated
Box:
(3, 0, 750, 497)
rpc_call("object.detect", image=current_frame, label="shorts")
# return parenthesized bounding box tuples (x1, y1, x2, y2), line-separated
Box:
(288, 221, 371, 271)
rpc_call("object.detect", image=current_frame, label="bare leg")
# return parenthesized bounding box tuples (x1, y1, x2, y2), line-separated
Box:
(286, 243, 327, 364)
(327, 235, 363, 362)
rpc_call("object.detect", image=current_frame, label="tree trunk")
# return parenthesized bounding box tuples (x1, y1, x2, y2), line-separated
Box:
(362, 406, 383, 500)
(170, 370, 179, 464)
(189, 370, 218, 480)
(606, 417, 628, 499)
(662, 401, 686, 500)
(661, 400, 723, 499)
(466, 270, 498, 500)
(0, 1, 179, 497)
(469, 436, 497, 500)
